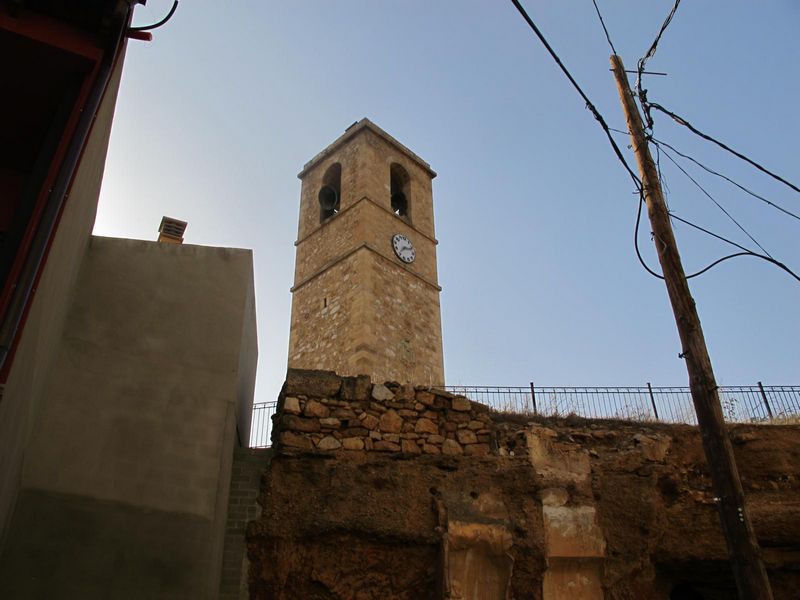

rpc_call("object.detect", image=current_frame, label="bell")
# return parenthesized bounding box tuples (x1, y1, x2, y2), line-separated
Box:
(391, 191, 407, 214)
(318, 186, 339, 211)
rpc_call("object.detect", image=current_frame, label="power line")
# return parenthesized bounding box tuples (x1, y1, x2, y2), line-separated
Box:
(590, 0, 618, 56)
(657, 144, 774, 258)
(647, 102, 800, 195)
(668, 212, 800, 283)
(652, 137, 800, 222)
(510, 0, 798, 285)
(508, 0, 641, 188)
(637, 0, 682, 131)
(130, 0, 179, 31)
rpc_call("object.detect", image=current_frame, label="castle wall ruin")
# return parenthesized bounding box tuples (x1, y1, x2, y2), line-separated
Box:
(246, 369, 800, 599)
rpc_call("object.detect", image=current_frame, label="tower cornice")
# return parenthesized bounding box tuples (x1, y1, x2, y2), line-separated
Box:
(290, 243, 442, 294)
(294, 196, 438, 247)
(297, 118, 437, 179)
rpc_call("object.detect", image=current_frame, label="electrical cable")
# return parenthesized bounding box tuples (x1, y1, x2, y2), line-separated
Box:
(668, 212, 800, 283)
(509, 0, 641, 189)
(510, 0, 797, 284)
(590, 0, 618, 56)
(647, 102, 800, 195)
(657, 144, 774, 258)
(129, 0, 179, 31)
(633, 192, 665, 279)
(652, 137, 800, 222)
(636, 0, 681, 132)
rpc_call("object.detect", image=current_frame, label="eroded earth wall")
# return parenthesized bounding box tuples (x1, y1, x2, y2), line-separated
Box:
(247, 370, 800, 599)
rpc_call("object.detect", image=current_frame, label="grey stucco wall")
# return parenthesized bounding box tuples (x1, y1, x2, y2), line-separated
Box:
(0, 44, 127, 544)
(0, 237, 258, 599)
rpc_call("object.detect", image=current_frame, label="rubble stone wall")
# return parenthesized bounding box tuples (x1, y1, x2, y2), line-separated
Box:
(250, 369, 800, 600)
(273, 370, 504, 457)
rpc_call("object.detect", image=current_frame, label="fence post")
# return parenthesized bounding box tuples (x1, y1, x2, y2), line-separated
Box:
(757, 381, 774, 420)
(530, 382, 537, 415)
(646, 382, 660, 421)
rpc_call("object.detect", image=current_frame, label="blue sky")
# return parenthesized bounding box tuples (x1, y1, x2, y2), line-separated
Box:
(95, 1, 799, 402)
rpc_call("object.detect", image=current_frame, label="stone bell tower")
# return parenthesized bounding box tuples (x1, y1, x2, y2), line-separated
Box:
(288, 119, 445, 385)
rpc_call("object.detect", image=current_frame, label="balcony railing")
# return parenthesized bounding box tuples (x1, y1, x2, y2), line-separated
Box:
(248, 382, 799, 448)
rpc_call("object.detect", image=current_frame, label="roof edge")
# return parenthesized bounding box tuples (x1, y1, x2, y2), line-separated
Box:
(297, 118, 437, 179)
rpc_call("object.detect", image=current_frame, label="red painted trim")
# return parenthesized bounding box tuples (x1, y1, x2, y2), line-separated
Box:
(0, 43, 128, 382)
(0, 62, 99, 325)
(0, 11, 103, 61)
(126, 30, 152, 41)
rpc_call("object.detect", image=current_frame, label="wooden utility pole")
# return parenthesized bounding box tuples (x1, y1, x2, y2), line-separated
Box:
(610, 55, 773, 599)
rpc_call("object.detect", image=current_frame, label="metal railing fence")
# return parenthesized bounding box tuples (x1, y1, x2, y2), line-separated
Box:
(248, 383, 799, 448)
(442, 383, 800, 425)
(250, 401, 277, 449)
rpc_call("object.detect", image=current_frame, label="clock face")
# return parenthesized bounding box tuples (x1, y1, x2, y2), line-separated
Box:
(391, 233, 416, 264)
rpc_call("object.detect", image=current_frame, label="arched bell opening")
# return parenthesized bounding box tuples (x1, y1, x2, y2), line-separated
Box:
(390, 163, 410, 222)
(319, 162, 342, 222)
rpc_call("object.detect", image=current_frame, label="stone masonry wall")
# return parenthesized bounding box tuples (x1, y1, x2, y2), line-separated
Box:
(250, 369, 800, 600)
(273, 370, 498, 456)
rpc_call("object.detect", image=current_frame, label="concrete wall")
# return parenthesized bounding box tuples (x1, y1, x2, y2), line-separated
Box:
(0, 237, 257, 599)
(0, 45, 127, 543)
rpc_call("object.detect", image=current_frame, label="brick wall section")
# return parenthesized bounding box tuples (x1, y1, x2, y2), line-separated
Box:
(219, 447, 272, 600)
(273, 370, 526, 457)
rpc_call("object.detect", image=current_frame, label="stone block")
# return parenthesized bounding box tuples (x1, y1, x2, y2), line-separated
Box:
(281, 415, 321, 433)
(280, 431, 313, 450)
(332, 408, 357, 419)
(543, 506, 606, 558)
(464, 443, 490, 457)
(401, 439, 422, 454)
(285, 369, 342, 397)
(360, 414, 379, 430)
(543, 560, 603, 600)
(283, 397, 301, 414)
(341, 375, 372, 401)
(633, 433, 671, 462)
(319, 417, 341, 429)
(540, 488, 569, 508)
(383, 434, 400, 443)
(340, 427, 370, 437)
(398, 409, 418, 417)
(468, 420, 484, 430)
(427, 434, 444, 444)
(416, 391, 436, 406)
(316, 436, 342, 451)
(373, 441, 401, 452)
(456, 429, 478, 445)
(303, 400, 330, 418)
(342, 437, 365, 451)
(423, 443, 441, 454)
(415, 418, 439, 435)
(371, 384, 394, 401)
(379, 409, 403, 433)
(397, 384, 416, 401)
(447, 411, 470, 424)
(451, 396, 472, 412)
(369, 431, 382, 440)
(442, 439, 463, 455)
